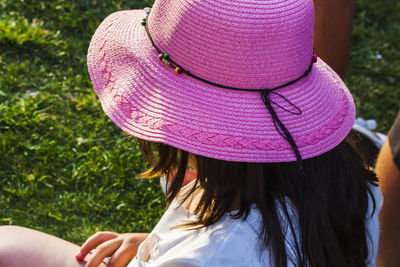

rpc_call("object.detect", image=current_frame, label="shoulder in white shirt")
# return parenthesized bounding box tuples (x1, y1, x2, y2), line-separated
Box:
(129, 183, 382, 267)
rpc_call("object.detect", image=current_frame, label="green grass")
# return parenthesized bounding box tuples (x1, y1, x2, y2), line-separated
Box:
(0, 0, 162, 244)
(1, 0, 400, 246)
(348, 0, 400, 130)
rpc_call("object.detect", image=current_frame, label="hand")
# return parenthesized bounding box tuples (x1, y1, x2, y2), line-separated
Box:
(75, 231, 149, 267)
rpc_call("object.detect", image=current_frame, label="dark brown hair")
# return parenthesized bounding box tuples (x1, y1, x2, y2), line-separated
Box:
(138, 130, 378, 267)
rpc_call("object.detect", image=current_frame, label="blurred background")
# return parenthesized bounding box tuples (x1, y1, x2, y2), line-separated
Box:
(0, 0, 399, 244)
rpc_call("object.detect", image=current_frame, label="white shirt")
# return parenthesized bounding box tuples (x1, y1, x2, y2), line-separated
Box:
(129, 184, 382, 266)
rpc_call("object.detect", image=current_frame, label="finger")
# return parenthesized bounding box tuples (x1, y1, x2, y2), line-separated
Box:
(76, 231, 119, 261)
(108, 233, 149, 267)
(85, 237, 122, 267)
(107, 242, 138, 267)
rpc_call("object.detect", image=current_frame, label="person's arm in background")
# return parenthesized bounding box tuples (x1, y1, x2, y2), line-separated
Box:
(314, 0, 355, 78)
(376, 113, 400, 267)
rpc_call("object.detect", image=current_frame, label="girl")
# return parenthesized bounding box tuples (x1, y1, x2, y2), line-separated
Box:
(0, 0, 382, 266)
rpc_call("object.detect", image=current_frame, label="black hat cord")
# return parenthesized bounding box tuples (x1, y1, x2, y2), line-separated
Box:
(142, 12, 317, 173)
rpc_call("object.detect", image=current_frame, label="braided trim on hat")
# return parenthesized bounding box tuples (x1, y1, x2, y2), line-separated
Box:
(112, 88, 349, 152)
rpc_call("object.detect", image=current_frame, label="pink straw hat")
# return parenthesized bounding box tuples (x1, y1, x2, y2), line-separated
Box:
(87, 0, 355, 163)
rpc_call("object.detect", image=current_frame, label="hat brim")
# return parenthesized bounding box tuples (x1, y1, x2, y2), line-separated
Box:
(87, 10, 355, 162)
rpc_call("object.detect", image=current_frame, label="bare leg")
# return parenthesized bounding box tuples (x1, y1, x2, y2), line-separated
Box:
(0, 226, 106, 267)
(314, 0, 355, 78)
(376, 139, 400, 266)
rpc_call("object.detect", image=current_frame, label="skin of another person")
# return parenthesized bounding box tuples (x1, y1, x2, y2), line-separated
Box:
(376, 140, 400, 266)
(0, 1, 357, 266)
(313, 0, 355, 78)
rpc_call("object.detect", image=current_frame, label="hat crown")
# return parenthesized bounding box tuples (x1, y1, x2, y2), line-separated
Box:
(148, 0, 315, 89)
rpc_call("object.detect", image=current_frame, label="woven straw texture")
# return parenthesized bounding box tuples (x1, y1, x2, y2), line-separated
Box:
(87, 0, 355, 162)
